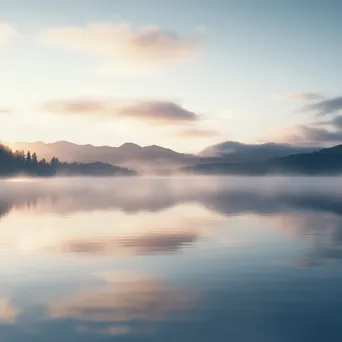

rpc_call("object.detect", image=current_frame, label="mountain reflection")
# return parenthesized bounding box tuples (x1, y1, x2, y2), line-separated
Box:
(1, 177, 342, 218)
(1, 177, 342, 263)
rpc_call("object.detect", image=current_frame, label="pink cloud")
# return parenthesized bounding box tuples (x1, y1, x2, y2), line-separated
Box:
(38, 21, 202, 73)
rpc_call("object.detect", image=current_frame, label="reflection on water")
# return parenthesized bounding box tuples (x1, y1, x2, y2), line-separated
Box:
(0, 176, 342, 341)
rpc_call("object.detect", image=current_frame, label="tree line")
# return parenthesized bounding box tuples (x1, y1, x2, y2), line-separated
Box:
(0, 144, 135, 177)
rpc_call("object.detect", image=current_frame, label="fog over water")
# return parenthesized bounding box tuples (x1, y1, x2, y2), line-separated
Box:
(0, 176, 342, 342)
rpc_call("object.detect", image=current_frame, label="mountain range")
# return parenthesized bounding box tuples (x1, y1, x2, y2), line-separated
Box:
(183, 145, 342, 175)
(7, 141, 198, 173)
(199, 141, 321, 160)
(7, 140, 321, 173)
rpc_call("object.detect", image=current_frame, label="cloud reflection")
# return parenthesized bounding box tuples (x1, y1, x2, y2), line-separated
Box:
(52, 231, 198, 256)
(0, 298, 20, 324)
(48, 271, 198, 336)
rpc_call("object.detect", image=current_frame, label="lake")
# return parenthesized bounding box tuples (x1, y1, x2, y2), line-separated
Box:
(0, 176, 342, 342)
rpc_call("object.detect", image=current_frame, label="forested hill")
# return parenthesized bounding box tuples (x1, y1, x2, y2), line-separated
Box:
(181, 145, 342, 176)
(0, 144, 135, 177)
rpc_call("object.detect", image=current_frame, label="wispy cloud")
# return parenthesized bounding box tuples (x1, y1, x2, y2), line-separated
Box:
(298, 114, 342, 143)
(0, 22, 20, 47)
(176, 128, 219, 138)
(118, 101, 198, 123)
(302, 96, 342, 116)
(299, 125, 342, 142)
(327, 115, 342, 129)
(317, 115, 342, 129)
(0, 109, 11, 114)
(277, 123, 342, 145)
(275, 92, 323, 101)
(280, 98, 342, 144)
(38, 21, 202, 74)
(42, 99, 199, 124)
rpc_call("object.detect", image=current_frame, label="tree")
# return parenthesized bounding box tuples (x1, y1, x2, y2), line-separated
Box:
(0, 144, 134, 177)
(50, 157, 60, 171)
(32, 152, 38, 166)
(0, 144, 14, 173)
(25, 151, 32, 167)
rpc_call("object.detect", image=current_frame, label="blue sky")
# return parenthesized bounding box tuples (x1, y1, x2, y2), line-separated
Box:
(1, 0, 342, 152)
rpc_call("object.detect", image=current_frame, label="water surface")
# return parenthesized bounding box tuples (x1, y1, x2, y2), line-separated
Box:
(0, 176, 342, 341)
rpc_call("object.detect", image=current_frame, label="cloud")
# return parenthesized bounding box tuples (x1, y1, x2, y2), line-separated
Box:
(295, 113, 342, 144)
(117, 101, 198, 123)
(302, 96, 342, 116)
(317, 115, 342, 129)
(0, 298, 21, 324)
(329, 115, 342, 129)
(278, 124, 342, 145)
(38, 21, 201, 73)
(298, 125, 342, 143)
(176, 128, 219, 138)
(0, 109, 11, 115)
(42, 99, 199, 124)
(275, 92, 323, 101)
(44, 100, 104, 114)
(279, 110, 342, 145)
(276, 95, 342, 143)
(0, 22, 20, 47)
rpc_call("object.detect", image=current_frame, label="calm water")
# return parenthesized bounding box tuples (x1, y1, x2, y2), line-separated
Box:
(0, 176, 342, 342)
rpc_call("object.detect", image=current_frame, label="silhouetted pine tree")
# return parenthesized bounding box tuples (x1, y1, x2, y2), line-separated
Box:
(0, 144, 134, 177)
(25, 151, 32, 168)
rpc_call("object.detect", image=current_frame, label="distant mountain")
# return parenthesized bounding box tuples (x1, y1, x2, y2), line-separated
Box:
(7, 140, 325, 174)
(199, 141, 321, 161)
(7, 141, 202, 173)
(183, 145, 342, 175)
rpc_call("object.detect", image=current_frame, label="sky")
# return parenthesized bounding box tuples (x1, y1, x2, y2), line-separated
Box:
(1, 0, 342, 152)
